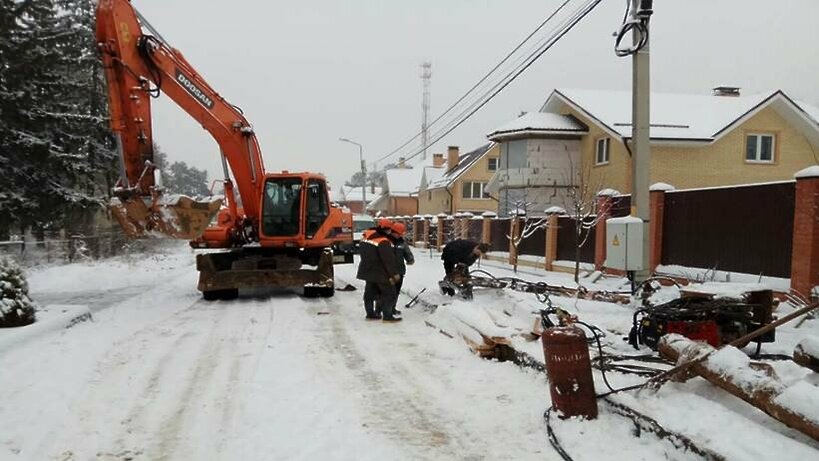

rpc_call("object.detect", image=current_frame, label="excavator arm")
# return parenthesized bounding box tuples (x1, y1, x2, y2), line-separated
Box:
(96, 0, 264, 239)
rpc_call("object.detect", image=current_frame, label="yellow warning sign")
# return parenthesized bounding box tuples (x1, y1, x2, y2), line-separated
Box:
(612, 235, 620, 246)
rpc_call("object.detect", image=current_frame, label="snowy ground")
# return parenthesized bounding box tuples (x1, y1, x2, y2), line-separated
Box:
(0, 244, 817, 460)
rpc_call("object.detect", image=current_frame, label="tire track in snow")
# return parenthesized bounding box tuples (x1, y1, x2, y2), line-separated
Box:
(312, 296, 485, 460)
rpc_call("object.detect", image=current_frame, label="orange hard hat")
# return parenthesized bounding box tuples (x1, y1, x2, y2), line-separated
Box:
(391, 222, 406, 235)
(377, 218, 392, 229)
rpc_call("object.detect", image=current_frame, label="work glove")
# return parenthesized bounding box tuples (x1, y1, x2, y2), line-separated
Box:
(389, 274, 401, 285)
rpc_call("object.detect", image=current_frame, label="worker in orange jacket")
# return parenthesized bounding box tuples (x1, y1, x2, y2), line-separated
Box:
(356, 219, 401, 322)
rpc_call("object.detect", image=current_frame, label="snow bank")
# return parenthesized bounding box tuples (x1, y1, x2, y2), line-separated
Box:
(0, 304, 91, 353)
(28, 245, 194, 294)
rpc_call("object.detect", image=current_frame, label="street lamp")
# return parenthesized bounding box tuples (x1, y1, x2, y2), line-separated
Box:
(338, 137, 366, 214)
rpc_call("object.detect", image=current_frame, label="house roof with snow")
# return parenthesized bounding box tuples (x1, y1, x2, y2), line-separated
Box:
(540, 88, 819, 146)
(384, 167, 423, 197)
(419, 166, 446, 192)
(427, 143, 495, 191)
(486, 112, 588, 141)
(334, 185, 382, 203)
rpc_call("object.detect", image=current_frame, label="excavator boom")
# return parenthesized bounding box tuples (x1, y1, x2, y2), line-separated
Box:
(96, 0, 354, 299)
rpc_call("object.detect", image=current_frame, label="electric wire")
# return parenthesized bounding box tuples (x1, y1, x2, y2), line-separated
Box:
(397, 0, 603, 165)
(374, 0, 574, 165)
(378, 0, 602, 167)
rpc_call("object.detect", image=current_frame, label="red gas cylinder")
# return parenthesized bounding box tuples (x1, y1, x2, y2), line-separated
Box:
(541, 326, 598, 419)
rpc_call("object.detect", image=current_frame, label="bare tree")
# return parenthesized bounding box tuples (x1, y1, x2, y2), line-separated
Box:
(564, 155, 610, 283)
(506, 199, 548, 273)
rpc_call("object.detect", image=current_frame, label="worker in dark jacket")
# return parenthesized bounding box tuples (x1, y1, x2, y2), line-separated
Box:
(441, 239, 490, 276)
(389, 222, 414, 295)
(356, 219, 402, 322)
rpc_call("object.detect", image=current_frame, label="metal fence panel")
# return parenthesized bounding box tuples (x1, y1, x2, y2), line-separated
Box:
(518, 220, 546, 257)
(556, 217, 595, 263)
(661, 182, 795, 277)
(490, 219, 510, 253)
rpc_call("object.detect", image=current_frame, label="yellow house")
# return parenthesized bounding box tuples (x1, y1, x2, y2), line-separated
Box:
(488, 88, 819, 215)
(417, 144, 500, 215)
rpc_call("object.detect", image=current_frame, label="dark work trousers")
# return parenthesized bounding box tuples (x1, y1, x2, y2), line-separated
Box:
(364, 281, 398, 318)
(443, 261, 455, 277)
(395, 275, 405, 295)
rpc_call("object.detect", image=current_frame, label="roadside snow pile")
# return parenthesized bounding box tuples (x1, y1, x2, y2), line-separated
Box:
(0, 256, 36, 327)
(27, 243, 194, 294)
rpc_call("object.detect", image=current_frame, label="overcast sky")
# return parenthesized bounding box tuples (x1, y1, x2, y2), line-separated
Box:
(135, 0, 819, 191)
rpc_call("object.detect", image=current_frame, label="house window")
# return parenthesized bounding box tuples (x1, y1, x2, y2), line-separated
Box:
(487, 158, 498, 171)
(745, 133, 775, 163)
(595, 138, 610, 165)
(462, 182, 489, 199)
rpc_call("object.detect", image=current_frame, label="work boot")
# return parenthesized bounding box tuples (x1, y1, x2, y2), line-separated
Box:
(365, 314, 382, 321)
(382, 316, 403, 323)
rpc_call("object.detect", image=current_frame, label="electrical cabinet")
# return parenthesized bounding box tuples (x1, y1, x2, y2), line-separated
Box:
(606, 216, 645, 271)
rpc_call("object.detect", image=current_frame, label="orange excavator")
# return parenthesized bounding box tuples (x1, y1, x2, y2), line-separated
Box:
(96, 0, 354, 299)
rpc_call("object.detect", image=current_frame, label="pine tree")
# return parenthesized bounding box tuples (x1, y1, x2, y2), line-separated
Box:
(0, 0, 117, 238)
(0, 256, 36, 327)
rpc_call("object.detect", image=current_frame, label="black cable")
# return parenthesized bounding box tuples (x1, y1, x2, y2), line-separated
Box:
(388, 0, 602, 166)
(401, 0, 603, 165)
(136, 35, 162, 98)
(614, 0, 651, 57)
(544, 406, 575, 461)
(374, 0, 574, 165)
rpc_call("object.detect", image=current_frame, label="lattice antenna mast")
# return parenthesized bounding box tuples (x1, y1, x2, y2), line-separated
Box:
(420, 62, 432, 160)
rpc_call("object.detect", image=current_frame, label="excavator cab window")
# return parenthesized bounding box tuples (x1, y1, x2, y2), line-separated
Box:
(262, 178, 302, 237)
(305, 179, 329, 238)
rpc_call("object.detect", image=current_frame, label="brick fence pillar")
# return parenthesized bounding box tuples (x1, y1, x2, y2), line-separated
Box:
(790, 167, 819, 298)
(594, 190, 618, 270)
(481, 213, 495, 245)
(545, 214, 559, 271)
(436, 216, 445, 250)
(649, 183, 674, 273)
(422, 219, 430, 248)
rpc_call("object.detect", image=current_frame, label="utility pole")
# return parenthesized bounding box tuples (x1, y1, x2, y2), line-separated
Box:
(420, 62, 432, 160)
(629, 0, 652, 283)
(339, 138, 366, 214)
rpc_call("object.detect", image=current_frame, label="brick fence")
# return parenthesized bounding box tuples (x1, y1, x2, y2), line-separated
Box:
(385, 168, 819, 299)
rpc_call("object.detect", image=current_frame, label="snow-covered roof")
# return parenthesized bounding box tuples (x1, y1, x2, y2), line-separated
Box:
(385, 167, 423, 197)
(330, 185, 383, 203)
(487, 112, 588, 140)
(428, 143, 495, 190)
(542, 89, 819, 144)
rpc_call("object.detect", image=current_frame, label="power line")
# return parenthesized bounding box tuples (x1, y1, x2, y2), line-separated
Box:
(374, 0, 573, 165)
(400, 0, 603, 164)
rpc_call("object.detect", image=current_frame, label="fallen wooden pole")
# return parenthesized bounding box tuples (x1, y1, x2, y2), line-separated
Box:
(648, 302, 819, 386)
(659, 335, 819, 441)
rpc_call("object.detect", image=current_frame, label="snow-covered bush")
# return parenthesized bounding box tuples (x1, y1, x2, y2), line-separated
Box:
(0, 257, 36, 327)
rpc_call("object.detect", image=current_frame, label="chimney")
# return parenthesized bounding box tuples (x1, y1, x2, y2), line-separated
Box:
(712, 86, 741, 97)
(447, 146, 460, 171)
(398, 157, 406, 168)
(432, 153, 445, 168)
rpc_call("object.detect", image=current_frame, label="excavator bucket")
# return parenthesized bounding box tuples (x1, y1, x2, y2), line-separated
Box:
(111, 194, 223, 240)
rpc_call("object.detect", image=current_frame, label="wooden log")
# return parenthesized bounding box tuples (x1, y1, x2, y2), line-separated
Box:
(649, 302, 819, 386)
(659, 335, 819, 441)
(794, 338, 819, 373)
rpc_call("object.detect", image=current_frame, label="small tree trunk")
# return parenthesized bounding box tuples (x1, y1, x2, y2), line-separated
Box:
(574, 225, 581, 283)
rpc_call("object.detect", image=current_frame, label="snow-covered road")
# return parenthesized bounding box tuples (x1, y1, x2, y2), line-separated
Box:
(3, 244, 818, 460)
(1, 246, 550, 460)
